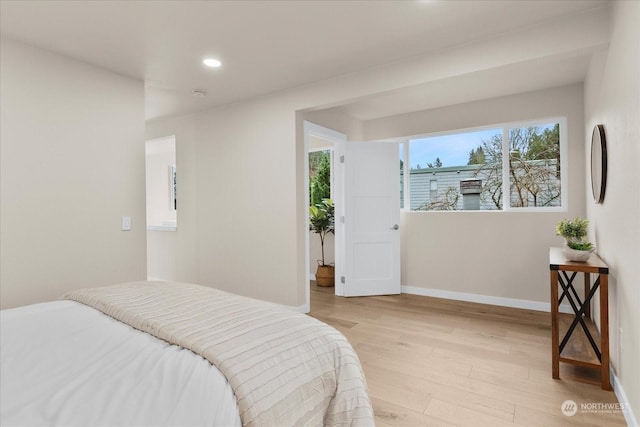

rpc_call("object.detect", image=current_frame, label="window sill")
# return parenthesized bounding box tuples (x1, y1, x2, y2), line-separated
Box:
(147, 225, 177, 232)
(401, 208, 568, 214)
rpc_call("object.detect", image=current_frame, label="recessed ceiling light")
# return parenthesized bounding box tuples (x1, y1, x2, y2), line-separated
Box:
(203, 58, 222, 68)
(192, 89, 207, 98)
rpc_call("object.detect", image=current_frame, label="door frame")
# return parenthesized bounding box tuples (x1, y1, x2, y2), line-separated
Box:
(303, 121, 346, 309)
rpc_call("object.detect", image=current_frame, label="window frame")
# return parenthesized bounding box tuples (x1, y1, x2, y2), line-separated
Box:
(401, 117, 568, 213)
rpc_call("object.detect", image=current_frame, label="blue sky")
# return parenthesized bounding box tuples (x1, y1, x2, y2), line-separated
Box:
(407, 128, 501, 169)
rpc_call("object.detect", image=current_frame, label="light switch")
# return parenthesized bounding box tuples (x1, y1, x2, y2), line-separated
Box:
(121, 216, 131, 231)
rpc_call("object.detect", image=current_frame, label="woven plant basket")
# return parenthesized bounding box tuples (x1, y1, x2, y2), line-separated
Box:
(316, 265, 335, 287)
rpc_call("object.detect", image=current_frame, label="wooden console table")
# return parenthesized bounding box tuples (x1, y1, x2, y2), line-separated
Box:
(549, 247, 611, 390)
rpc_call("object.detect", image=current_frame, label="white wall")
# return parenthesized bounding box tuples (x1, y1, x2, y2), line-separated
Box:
(149, 100, 300, 305)
(191, 99, 300, 305)
(146, 9, 608, 310)
(364, 84, 586, 306)
(145, 114, 198, 284)
(584, 1, 639, 422)
(302, 108, 364, 142)
(147, 230, 178, 281)
(145, 100, 364, 306)
(0, 37, 146, 309)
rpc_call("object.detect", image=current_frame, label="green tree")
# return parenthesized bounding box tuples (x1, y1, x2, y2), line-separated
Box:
(475, 134, 504, 209)
(508, 125, 560, 207)
(309, 151, 331, 206)
(467, 146, 486, 165)
(525, 123, 560, 177)
(308, 151, 326, 174)
(474, 125, 560, 209)
(426, 157, 443, 168)
(309, 199, 335, 266)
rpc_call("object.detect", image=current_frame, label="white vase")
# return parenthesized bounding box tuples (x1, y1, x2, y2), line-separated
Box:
(562, 241, 594, 262)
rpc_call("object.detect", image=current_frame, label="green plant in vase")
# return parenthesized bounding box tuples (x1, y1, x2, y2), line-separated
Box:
(309, 199, 335, 286)
(556, 217, 594, 261)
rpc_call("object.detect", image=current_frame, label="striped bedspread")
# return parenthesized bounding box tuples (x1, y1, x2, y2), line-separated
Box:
(63, 281, 374, 427)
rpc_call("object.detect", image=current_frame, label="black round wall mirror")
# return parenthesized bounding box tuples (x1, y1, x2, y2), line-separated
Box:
(590, 124, 607, 204)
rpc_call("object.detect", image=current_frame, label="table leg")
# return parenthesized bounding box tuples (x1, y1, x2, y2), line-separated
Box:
(600, 273, 612, 390)
(584, 272, 591, 319)
(550, 269, 560, 380)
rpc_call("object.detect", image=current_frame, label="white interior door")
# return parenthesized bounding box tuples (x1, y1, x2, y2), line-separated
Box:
(343, 141, 400, 296)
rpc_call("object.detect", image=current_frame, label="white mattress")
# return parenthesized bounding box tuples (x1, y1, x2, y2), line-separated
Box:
(0, 300, 242, 427)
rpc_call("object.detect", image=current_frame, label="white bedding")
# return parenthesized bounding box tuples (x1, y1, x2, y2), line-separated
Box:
(63, 281, 374, 427)
(0, 300, 242, 427)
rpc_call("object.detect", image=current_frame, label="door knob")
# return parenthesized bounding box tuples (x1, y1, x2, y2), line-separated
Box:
(391, 224, 399, 230)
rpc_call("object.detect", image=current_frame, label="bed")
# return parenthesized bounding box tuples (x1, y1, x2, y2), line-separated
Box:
(0, 281, 374, 426)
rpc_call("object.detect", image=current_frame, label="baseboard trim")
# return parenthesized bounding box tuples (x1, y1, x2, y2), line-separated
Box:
(401, 285, 573, 314)
(290, 303, 309, 314)
(611, 368, 639, 427)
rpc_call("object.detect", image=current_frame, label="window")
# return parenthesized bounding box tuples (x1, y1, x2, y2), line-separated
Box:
(429, 179, 438, 200)
(401, 118, 566, 211)
(507, 124, 561, 208)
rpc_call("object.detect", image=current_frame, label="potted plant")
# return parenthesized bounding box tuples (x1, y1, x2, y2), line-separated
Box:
(556, 217, 594, 262)
(309, 199, 335, 286)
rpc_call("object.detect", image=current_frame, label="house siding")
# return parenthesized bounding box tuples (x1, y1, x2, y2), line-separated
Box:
(405, 160, 559, 210)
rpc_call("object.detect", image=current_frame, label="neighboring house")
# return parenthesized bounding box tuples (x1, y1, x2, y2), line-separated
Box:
(405, 160, 560, 211)
(407, 165, 483, 210)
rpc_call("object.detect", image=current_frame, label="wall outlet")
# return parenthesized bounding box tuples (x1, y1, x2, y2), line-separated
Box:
(121, 215, 131, 231)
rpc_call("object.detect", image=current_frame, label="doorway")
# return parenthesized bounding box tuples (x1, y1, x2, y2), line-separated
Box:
(304, 122, 403, 309)
(145, 135, 177, 281)
(304, 122, 346, 309)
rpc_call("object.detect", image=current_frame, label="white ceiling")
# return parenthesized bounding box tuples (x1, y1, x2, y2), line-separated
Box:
(0, 0, 609, 121)
(339, 54, 594, 121)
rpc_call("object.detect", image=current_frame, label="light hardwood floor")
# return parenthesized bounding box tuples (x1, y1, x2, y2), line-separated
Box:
(308, 282, 627, 427)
